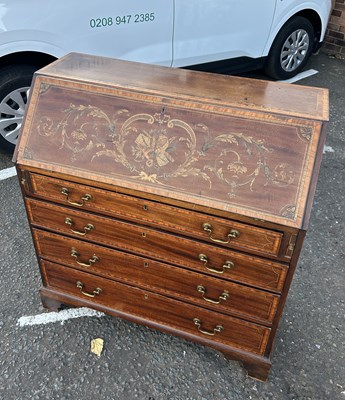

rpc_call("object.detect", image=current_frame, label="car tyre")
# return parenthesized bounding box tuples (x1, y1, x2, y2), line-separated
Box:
(264, 16, 315, 80)
(0, 64, 37, 153)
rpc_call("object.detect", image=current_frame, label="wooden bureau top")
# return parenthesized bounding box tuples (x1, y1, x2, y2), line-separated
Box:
(15, 53, 328, 229)
(37, 53, 328, 121)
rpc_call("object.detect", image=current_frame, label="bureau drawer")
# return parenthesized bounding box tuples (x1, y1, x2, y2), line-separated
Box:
(27, 199, 288, 293)
(33, 229, 280, 324)
(41, 260, 271, 356)
(26, 173, 283, 258)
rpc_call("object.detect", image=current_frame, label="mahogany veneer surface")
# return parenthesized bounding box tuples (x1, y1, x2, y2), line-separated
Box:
(15, 53, 328, 381)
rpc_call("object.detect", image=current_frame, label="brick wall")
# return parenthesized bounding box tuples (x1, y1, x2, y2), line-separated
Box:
(323, 1, 345, 55)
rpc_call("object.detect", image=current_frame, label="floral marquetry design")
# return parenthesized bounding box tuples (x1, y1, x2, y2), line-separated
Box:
(133, 129, 175, 168)
(298, 126, 313, 141)
(201, 128, 273, 198)
(89, 110, 213, 186)
(280, 205, 297, 219)
(28, 86, 314, 224)
(38, 82, 51, 94)
(36, 104, 120, 161)
(23, 147, 34, 160)
(34, 103, 297, 199)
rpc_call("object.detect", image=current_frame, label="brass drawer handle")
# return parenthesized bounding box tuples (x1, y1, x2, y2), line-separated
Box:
(65, 217, 94, 236)
(71, 248, 99, 267)
(198, 253, 234, 274)
(197, 285, 229, 304)
(202, 222, 240, 244)
(76, 281, 102, 298)
(193, 318, 224, 336)
(61, 187, 92, 207)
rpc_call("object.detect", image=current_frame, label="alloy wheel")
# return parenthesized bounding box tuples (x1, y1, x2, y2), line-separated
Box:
(0, 86, 30, 146)
(280, 29, 310, 72)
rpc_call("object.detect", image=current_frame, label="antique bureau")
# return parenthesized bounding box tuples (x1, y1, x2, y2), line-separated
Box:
(14, 53, 328, 380)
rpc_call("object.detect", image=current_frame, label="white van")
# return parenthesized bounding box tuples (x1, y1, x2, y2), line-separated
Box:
(0, 0, 333, 151)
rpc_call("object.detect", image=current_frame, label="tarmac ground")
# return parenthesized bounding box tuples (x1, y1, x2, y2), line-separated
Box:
(0, 51, 344, 400)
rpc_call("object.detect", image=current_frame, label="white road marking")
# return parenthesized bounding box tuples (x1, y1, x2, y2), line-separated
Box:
(17, 307, 105, 327)
(323, 145, 335, 154)
(0, 166, 16, 181)
(279, 69, 319, 84)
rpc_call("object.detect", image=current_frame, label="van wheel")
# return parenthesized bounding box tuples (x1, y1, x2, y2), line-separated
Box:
(0, 64, 37, 153)
(264, 16, 315, 80)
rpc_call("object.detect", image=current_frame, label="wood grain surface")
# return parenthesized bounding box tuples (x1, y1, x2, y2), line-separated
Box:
(41, 260, 271, 356)
(14, 53, 328, 381)
(27, 199, 288, 293)
(16, 53, 328, 229)
(33, 229, 280, 324)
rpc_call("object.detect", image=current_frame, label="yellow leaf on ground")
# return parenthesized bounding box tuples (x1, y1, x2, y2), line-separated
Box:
(90, 338, 104, 356)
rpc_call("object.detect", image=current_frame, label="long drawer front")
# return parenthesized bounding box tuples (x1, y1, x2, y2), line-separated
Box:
(26, 198, 288, 293)
(41, 260, 271, 356)
(33, 229, 280, 325)
(26, 173, 284, 258)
